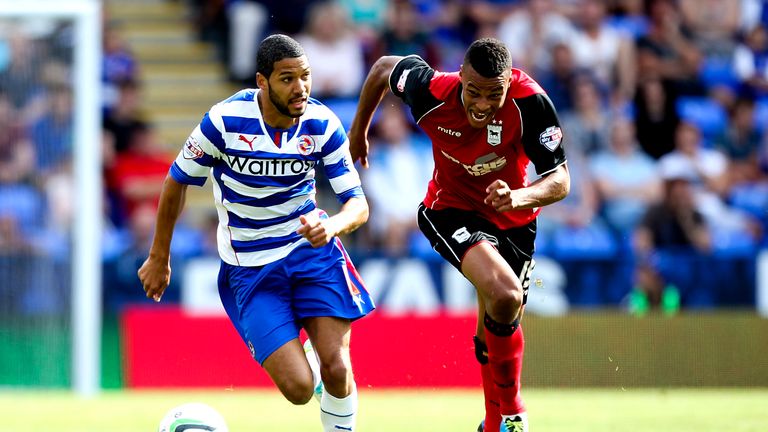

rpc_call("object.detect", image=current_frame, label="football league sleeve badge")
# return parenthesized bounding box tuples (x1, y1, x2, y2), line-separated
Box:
(539, 126, 563, 151)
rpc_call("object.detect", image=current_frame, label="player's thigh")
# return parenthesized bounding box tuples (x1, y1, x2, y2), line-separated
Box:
(261, 337, 314, 398)
(221, 261, 301, 365)
(303, 316, 352, 367)
(496, 220, 537, 306)
(462, 241, 522, 304)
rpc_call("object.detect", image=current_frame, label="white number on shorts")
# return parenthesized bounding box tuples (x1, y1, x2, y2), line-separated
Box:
(519, 259, 536, 291)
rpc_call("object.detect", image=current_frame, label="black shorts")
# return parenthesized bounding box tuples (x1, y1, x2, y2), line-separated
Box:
(417, 203, 537, 304)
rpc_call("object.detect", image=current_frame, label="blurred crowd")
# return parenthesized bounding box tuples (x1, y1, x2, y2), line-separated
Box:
(2, 0, 768, 317)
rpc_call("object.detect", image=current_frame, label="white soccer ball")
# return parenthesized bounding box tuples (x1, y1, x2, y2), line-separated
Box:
(158, 402, 229, 432)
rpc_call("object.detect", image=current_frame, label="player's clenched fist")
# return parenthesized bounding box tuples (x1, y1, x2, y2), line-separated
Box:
(297, 213, 337, 248)
(137, 256, 171, 302)
(484, 179, 519, 213)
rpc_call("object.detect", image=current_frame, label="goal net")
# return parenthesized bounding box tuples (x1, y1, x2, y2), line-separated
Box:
(0, 0, 101, 396)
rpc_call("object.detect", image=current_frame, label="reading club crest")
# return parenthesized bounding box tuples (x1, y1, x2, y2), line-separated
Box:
(297, 135, 316, 155)
(487, 120, 502, 146)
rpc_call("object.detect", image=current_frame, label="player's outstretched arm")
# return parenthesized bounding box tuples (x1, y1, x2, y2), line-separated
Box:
(348, 55, 404, 168)
(484, 163, 570, 213)
(297, 196, 369, 248)
(137, 174, 188, 302)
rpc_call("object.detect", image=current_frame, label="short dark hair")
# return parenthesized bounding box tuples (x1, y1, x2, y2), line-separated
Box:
(463, 38, 511, 78)
(256, 34, 305, 78)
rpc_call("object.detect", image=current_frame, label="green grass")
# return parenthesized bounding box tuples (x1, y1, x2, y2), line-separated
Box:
(0, 388, 766, 431)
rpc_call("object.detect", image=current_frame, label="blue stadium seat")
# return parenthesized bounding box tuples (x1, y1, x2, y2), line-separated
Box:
(0, 184, 44, 232)
(754, 97, 768, 132)
(710, 226, 758, 259)
(675, 97, 728, 139)
(550, 224, 618, 260)
(699, 56, 739, 90)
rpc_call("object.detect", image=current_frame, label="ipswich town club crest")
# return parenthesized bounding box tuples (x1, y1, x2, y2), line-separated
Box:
(297, 135, 316, 155)
(487, 120, 502, 146)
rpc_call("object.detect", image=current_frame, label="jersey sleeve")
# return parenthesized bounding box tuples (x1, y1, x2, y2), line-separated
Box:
(388, 55, 441, 122)
(169, 110, 225, 187)
(516, 93, 567, 176)
(320, 114, 364, 203)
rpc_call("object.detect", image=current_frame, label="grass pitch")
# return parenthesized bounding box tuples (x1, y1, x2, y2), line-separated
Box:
(0, 388, 765, 431)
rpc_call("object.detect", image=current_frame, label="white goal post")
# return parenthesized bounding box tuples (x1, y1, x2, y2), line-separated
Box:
(0, 0, 102, 397)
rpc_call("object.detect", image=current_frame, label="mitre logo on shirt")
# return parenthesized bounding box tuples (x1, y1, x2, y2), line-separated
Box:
(183, 137, 204, 159)
(396, 69, 411, 92)
(441, 150, 507, 176)
(437, 126, 462, 137)
(487, 120, 502, 146)
(539, 126, 563, 151)
(225, 154, 315, 176)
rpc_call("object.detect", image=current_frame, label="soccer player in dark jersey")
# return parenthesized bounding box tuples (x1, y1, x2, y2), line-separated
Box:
(349, 38, 570, 432)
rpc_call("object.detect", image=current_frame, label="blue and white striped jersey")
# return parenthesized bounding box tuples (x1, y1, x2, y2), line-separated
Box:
(169, 89, 364, 267)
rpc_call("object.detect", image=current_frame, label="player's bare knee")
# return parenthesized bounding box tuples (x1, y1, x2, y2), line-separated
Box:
(320, 356, 352, 388)
(487, 284, 523, 322)
(279, 378, 314, 405)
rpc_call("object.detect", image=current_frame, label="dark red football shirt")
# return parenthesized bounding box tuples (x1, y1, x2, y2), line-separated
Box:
(389, 55, 567, 229)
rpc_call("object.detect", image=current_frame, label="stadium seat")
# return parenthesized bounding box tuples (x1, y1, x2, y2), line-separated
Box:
(753, 97, 768, 132)
(675, 97, 728, 139)
(698, 57, 739, 90)
(0, 184, 44, 232)
(550, 224, 618, 260)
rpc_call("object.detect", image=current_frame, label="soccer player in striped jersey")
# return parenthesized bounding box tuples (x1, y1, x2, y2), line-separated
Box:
(349, 38, 570, 432)
(138, 34, 373, 432)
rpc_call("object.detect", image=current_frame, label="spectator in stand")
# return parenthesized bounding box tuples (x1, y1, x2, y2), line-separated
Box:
(605, 0, 650, 39)
(590, 117, 661, 235)
(102, 23, 138, 114)
(103, 79, 146, 154)
(535, 146, 602, 248)
(29, 84, 73, 178)
(732, 24, 768, 98)
(296, 1, 365, 100)
(225, 0, 266, 84)
(361, 98, 433, 256)
(568, 0, 636, 106)
(103, 203, 183, 311)
(0, 91, 55, 316)
(559, 74, 614, 155)
(338, 0, 388, 44)
(658, 121, 729, 204)
(107, 122, 174, 222)
(635, 0, 705, 96)
(496, 0, 576, 73)
(366, 0, 440, 68)
(715, 96, 764, 185)
(678, 0, 740, 60)
(465, 0, 522, 38)
(630, 164, 709, 315)
(0, 91, 34, 185)
(429, 0, 479, 71)
(633, 77, 679, 159)
(658, 121, 761, 246)
(0, 29, 47, 124)
(533, 42, 581, 112)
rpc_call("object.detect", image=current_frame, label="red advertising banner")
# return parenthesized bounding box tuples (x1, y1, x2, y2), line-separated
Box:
(122, 306, 482, 388)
